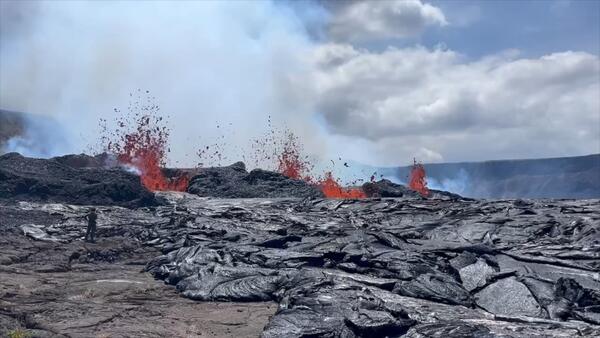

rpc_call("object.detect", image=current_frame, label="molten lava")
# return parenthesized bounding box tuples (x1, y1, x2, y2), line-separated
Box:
(102, 103, 188, 192)
(318, 172, 367, 199)
(273, 131, 366, 199)
(409, 158, 429, 197)
(276, 133, 312, 181)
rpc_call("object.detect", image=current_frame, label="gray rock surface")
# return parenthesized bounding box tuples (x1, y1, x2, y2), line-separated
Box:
(0, 201, 275, 337)
(459, 258, 497, 291)
(475, 277, 544, 317)
(2, 192, 599, 337)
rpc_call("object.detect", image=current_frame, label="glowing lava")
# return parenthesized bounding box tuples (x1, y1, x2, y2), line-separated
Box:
(318, 172, 367, 199)
(102, 102, 188, 192)
(409, 158, 429, 197)
(276, 133, 313, 181)
(274, 131, 366, 199)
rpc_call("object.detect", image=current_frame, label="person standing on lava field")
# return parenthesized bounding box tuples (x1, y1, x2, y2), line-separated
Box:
(85, 208, 98, 243)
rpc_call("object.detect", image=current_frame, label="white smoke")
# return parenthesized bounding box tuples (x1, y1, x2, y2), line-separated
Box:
(427, 168, 470, 195)
(0, 1, 322, 167)
(2, 113, 71, 158)
(121, 163, 142, 176)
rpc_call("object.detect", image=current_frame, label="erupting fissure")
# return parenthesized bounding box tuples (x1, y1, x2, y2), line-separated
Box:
(98, 96, 422, 199)
(318, 172, 368, 199)
(275, 132, 366, 199)
(276, 133, 313, 182)
(100, 98, 188, 192)
(409, 158, 429, 197)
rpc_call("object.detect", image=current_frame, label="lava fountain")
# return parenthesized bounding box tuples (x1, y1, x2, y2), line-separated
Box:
(409, 158, 429, 197)
(101, 100, 188, 192)
(275, 131, 366, 198)
(318, 172, 367, 199)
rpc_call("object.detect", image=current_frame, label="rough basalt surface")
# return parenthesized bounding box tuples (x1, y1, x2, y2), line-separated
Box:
(0, 200, 275, 337)
(0, 152, 155, 207)
(2, 191, 598, 337)
(362, 178, 470, 201)
(187, 161, 324, 199)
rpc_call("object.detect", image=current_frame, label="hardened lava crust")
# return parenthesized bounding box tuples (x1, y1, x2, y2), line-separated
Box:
(1, 192, 598, 337)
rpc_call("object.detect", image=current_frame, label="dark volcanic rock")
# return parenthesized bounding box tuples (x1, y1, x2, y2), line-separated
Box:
(187, 162, 324, 198)
(362, 179, 422, 198)
(2, 190, 600, 336)
(0, 202, 275, 337)
(52, 152, 114, 168)
(363, 178, 471, 201)
(0, 152, 154, 207)
(55, 153, 197, 183)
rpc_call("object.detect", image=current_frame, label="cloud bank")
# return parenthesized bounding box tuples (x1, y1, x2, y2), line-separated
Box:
(311, 44, 600, 163)
(0, 0, 598, 169)
(327, 0, 447, 42)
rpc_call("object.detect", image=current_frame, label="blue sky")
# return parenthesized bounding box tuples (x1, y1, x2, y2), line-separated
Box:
(425, 0, 600, 58)
(349, 0, 600, 58)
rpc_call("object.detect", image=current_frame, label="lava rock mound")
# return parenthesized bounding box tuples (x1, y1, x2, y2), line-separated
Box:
(362, 179, 422, 198)
(52, 152, 115, 169)
(0, 152, 154, 207)
(187, 161, 324, 199)
(362, 178, 471, 201)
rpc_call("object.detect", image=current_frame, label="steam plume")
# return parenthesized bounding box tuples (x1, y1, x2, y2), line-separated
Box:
(0, 1, 320, 167)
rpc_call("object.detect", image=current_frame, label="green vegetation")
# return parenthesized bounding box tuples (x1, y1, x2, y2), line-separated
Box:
(7, 328, 31, 338)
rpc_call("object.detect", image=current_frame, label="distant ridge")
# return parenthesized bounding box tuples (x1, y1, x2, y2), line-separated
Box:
(395, 154, 600, 199)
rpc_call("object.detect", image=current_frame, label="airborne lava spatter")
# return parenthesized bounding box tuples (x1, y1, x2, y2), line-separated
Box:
(100, 98, 188, 192)
(409, 158, 429, 197)
(276, 132, 313, 182)
(99, 104, 388, 198)
(273, 131, 367, 198)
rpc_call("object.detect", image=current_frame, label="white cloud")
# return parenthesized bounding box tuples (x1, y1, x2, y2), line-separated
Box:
(310, 44, 600, 164)
(328, 0, 447, 42)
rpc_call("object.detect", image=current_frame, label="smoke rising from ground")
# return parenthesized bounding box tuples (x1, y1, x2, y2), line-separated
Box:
(0, 1, 322, 167)
(2, 112, 70, 158)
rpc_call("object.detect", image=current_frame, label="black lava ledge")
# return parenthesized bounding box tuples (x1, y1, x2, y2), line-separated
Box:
(362, 178, 470, 200)
(187, 161, 324, 199)
(0, 152, 155, 207)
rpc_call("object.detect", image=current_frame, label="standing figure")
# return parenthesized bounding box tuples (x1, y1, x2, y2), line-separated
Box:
(85, 208, 98, 243)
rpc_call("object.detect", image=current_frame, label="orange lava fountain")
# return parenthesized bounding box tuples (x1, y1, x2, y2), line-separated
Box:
(409, 158, 429, 197)
(276, 133, 313, 181)
(275, 131, 366, 199)
(101, 100, 188, 192)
